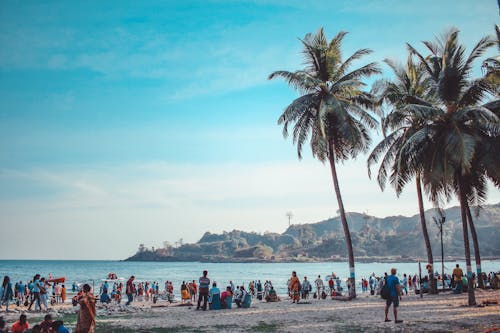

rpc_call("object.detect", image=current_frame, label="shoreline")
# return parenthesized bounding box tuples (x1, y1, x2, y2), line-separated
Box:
(123, 256, 500, 264)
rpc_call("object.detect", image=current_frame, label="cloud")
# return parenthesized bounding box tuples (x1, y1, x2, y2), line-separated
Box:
(1, 159, 498, 259)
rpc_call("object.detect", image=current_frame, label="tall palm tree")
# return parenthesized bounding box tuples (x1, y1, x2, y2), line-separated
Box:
(401, 29, 498, 305)
(269, 28, 380, 298)
(482, 25, 500, 93)
(368, 55, 438, 293)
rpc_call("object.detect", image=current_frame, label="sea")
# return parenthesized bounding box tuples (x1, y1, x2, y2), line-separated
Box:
(1, 260, 498, 295)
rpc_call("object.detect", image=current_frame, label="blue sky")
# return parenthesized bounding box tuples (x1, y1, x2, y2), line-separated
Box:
(1, 0, 499, 259)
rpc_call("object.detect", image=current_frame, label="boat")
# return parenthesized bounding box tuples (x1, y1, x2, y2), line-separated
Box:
(48, 277, 65, 283)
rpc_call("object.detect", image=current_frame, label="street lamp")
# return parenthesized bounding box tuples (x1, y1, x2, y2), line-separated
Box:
(432, 209, 447, 292)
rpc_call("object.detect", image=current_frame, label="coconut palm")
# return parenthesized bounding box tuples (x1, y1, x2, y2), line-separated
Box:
(269, 28, 380, 298)
(401, 28, 498, 305)
(367, 55, 438, 293)
(482, 25, 500, 93)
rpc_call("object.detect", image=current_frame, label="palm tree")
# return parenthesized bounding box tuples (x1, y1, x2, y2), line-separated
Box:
(269, 28, 380, 298)
(482, 25, 500, 93)
(368, 55, 438, 293)
(400, 29, 498, 305)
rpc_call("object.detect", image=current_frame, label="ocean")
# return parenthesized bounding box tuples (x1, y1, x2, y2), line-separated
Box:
(0, 260, 498, 295)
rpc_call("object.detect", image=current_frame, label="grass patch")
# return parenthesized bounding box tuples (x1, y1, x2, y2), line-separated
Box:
(95, 323, 205, 333)
(248, 321, 278, 332)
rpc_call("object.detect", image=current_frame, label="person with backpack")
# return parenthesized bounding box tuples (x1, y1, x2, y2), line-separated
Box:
(383, 268, 403, 323)
(288, 271, 300, 304)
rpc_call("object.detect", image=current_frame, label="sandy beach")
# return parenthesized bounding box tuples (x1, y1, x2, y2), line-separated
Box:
(1, 289, 499, 332)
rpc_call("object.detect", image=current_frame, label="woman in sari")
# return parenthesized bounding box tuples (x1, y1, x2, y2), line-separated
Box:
(288, 271, 300, 304)
(75, 284, 96, 333)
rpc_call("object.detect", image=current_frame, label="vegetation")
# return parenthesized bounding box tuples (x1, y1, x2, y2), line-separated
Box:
(267, 27, 499, 304)
(368, 54, 438, 293)
(397, 28, 498, 305)
(126, 203, 500, 262)
(268, 27, 381, 298)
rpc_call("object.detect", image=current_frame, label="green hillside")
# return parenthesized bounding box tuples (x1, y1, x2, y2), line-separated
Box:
(126, 203, 500, 262)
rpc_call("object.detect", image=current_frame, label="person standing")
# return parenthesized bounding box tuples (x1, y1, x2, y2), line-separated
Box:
(197, 270, 210, 310)
(453, 264, 464, 293)
(0, 276, 13, 312)
(125, 276, 135, 306)
(401, 274, 408, 295)
(16, 281, 26, 306)
(384, 268, 403, 323)
(61, 285, 67, 304)
(314, 275, 324, 300)
(191, 280, 197, 302)
(289, 271, 300, 304)
(28, 274, 42, 311)
(75, 284, 96, 333)
(301, 276, 311, 300)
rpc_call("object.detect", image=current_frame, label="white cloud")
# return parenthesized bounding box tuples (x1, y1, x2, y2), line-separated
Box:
(1, 159, 498, 259)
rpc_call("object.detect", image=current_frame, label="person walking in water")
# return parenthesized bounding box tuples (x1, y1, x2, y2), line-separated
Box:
(197, 270, 210, 311)
(384, 268, 403, 323)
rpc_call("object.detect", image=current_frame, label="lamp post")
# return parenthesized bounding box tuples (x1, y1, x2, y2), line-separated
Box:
(433, 209, 447, 292)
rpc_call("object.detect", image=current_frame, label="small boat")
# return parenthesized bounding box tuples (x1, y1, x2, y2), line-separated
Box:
(48, 277, 66, 283)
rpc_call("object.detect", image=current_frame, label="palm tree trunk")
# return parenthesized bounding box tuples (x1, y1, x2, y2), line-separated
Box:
(457, 175, 476, 305)
(328, 141, 356, 299)
(466, 204, 484, 289)
(416, 175, 436, 294)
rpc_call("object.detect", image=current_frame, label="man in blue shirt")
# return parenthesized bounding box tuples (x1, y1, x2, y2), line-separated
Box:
(384, 268, 403, 323)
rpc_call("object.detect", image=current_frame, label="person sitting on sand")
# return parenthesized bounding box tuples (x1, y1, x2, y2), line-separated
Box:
(235, 286, 248, 308)
(0, 316, 7, 333)
(39, 314, 53, 333)
(220, 286, 233, 309)
(11, 314, 29, 333)
(51, 320, 70, 333)
(31, 324, 42, 333)
(265, 287, 279, 302)
(384, 268, 403, 324)
(208, 282, 221, 310)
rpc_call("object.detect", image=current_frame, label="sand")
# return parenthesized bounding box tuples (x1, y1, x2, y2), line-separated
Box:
(1, 289, 499, 332)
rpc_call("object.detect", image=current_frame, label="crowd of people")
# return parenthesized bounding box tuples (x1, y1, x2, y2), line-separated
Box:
(0, 265, 498, 331)
(0, 277, 95, 333)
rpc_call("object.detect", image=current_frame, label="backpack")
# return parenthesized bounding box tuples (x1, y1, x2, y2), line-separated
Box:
(380, 283, 390, 300)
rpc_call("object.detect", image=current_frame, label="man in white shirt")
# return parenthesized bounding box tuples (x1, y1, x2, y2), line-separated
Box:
(314, 275, 324, 300)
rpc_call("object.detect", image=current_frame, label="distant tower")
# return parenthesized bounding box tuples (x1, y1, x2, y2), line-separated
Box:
(286, 211, 293, 227)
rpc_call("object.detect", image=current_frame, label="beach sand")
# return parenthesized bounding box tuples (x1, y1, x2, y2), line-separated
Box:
(1, 289, 499, 332)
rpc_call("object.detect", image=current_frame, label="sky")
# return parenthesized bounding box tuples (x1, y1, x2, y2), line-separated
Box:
(0, 0, 499, 260)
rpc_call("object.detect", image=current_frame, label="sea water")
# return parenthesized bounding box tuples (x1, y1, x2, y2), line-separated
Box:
(0, 260, 498, 295)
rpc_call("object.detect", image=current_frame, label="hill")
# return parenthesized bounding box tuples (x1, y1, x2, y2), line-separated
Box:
(125, 203, 500, 262)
